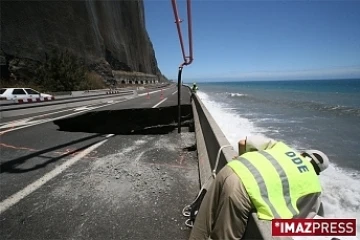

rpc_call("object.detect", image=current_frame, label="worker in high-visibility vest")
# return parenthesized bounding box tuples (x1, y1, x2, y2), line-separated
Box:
(190, 82, 199, 102)
(191, 82, 198, 93)
(189, 135, 329, 240)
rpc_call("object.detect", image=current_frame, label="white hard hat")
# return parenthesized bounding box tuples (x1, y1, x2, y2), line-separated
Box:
(303, 150, 330, 173)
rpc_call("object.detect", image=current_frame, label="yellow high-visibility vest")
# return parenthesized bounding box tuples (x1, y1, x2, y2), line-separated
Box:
(227, 142, 322, 220)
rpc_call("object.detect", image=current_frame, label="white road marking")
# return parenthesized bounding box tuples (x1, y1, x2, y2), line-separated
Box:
(0, 108, 78, 128)
(172, 90, 178, 95)
(0, 136, 112, 215)
(0, 102, 108, 128)
(0, 109, 89, 134)
(106, 134, 115, 138)
(152, 97, 168, 108)
(0, 102, 117, 135)
(0, 119, 48, 130)
(0, 118, 35, 129)
(137, 87, 171, 97)
(74, 106, 92, 111)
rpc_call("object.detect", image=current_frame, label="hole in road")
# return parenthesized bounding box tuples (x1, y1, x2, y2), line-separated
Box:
(53, 104, 194, 135)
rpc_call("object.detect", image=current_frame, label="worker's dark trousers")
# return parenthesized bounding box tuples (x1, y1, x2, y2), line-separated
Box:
(189, 165, 253, 240)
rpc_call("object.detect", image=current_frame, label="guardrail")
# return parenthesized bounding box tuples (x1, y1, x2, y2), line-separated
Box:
(191, 91, 293, 240)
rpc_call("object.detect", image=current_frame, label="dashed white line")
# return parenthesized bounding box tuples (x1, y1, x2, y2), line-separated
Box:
(0, 136, 113, 215)
(74, 106, 92, 111)
(152, 97, 168, 108)
(172, 90, 178, 95)
(106, 134, 115, 138)
(137, 87, 171, 97)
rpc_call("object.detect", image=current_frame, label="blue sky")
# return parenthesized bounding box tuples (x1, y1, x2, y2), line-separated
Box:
(144, 0, 360, 82)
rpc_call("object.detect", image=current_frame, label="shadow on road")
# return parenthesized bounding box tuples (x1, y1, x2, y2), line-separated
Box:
(0, 134, 103, 174)
(53, 104, 194, 135)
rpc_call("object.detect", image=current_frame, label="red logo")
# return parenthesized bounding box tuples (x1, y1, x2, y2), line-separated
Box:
(271, 219, 357, 236)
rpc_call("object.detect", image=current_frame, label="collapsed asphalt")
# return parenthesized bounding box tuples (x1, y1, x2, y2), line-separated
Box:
(53, 105, 194, 135)
(0, 85, 199, 239)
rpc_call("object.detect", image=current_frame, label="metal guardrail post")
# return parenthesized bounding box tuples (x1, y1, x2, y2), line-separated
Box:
(171, 0, 194, 134)
(177, 66, 183, 133)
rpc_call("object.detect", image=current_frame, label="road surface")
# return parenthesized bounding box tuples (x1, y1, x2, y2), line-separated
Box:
(0, 85, 199, 240)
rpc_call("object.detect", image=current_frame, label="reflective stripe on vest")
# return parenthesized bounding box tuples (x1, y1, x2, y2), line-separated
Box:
(227, 142, 322, 220)
(259, 151, 298, 216)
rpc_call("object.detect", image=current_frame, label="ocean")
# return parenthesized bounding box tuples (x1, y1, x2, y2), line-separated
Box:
(194, 79, 360, 235)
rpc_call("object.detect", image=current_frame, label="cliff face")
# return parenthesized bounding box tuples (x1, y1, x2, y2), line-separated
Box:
(0, 0, 164, 83)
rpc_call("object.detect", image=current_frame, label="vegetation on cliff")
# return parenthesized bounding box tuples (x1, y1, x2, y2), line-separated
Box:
(0, 50, 106, 92)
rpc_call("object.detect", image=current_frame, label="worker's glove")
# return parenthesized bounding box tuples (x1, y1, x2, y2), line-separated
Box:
(245, 135, 277, 152)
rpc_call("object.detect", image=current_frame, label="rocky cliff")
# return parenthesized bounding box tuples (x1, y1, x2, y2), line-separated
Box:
(0, 0, 166, 84)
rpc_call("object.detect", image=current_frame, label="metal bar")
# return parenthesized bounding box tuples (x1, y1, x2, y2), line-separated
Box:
(171, 0, 187, 62)
(177, 66, 183, 133)
(186, 0, 193, 64)
(171, 0, 194, 133)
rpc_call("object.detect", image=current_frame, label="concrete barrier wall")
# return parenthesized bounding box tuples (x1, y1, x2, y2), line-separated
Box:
(191, 99, 211, 188)
(191, 91, 293, 240)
